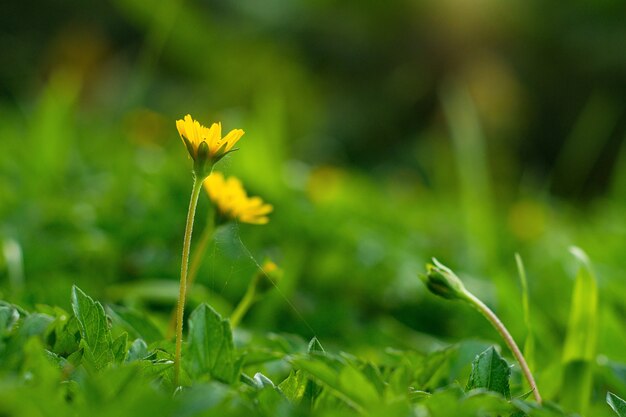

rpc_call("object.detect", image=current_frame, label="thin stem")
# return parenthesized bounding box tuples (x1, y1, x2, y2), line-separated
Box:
(230, 281, 257, 328)
(174, 176, 203, 387)
(167, 212, 215, 338)
(187, 211, 215, 290)
(463, 290, 543, 404)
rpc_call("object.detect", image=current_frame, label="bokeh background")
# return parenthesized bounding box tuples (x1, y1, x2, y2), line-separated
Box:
(1, 0, 626, 410)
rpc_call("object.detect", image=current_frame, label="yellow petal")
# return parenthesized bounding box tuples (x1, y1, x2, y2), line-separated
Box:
(223, 129, 244, 151)
(206, 122, 222, 152)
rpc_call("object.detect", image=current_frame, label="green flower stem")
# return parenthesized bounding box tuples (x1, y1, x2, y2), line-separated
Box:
(174, 175, 203, 387)
(167, 211, 215, 338)
(230, 280, 257, 329)
(186, 211, 215, 290)
(463, 289, 543, 404)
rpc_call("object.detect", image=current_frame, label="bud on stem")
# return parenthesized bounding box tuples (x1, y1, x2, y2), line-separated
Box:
(419, 258, 542, 404)
(420, 259, 470, 301)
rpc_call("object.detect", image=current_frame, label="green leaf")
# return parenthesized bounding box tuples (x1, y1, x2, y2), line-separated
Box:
(0, 306, 19, 336)
(291, 358, 338, 389)
(71, 286, 114, 370)
(107, 305, 163, 344)
(251, 373, 291, 415)
(279, 370, 306, 403)
(291, 356, 380, 411)
(48, 314, 80, 356)
(561, 247, 598, 415)
(186, 303, 238, 384)
(466, 346, 511, 399)
(126, 338, 149, 362)
(16, 313, 53, 340)
(515, 253, 535, 373)
(308, 337, 325, 353)
(337, 364, 381, 406)
(0, 312, 52, 369)
(563, 247, 598, 362)
(22, 337, 63, 388)
(361, 362, 385, 396)
(416, 345, 458, 389)
(112, 332, 128, 363)
(607, 392, 626, 417)
(303, 371, 323, 408)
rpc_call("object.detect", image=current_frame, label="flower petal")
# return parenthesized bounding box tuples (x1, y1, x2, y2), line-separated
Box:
(223, 129, 244, 152)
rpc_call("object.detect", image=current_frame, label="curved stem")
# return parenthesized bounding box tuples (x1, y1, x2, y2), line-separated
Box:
(174, 176, 203, 387)
(463, 290, 543, 404)
(230, 282, 257, 329)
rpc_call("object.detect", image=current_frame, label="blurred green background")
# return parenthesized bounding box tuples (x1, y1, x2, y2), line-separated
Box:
(1, 0, 626, 410)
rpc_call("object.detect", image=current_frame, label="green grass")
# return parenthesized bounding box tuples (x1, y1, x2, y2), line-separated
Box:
(2, 1, 626, 414)
(2, 91, 626, 415)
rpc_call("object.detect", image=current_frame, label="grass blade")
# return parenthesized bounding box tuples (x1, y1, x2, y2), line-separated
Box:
(515, 253, 535, 373)
(560, 247, 598, 415)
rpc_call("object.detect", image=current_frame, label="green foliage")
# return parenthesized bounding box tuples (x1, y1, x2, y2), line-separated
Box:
(0, 0, 625, 415)
(516, 253, 535, 373)
(0, 286, 593, 417)
(607, 392, 626, 417)
(108, 305, 163, 344)
(186, 303, 239, 384)
(72, 285, 116, 370)
(560, 248, 598, 415)
(563, 248, 598, 363)
(466, 346, 511, 399)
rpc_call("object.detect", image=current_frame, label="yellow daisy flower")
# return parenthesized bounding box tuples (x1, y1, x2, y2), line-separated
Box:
(176, 114, 244, 177)
(204, 172, 273, 225)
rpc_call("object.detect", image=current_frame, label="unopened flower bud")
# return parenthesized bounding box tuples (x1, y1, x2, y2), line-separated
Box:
(420, 259, 468, 301)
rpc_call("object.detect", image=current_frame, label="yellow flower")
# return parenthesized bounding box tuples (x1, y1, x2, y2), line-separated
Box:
(176, 114, 244, 177)
(261, 260, 278, 274)
(204, 172, 273, 225)
(253, 260, 283, 293)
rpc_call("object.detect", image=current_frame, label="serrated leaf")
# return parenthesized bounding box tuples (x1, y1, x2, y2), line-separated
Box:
(608, 392, 626, 417)
(187, 303, 237, 384)
(71, 286, 113, 370)
(466, 346, 511, 399)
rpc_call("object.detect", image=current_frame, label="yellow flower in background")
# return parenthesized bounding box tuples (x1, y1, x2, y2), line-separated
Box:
(176, 114, 244, 177)
(204, 172, 273, 225)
